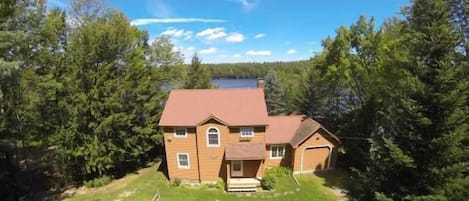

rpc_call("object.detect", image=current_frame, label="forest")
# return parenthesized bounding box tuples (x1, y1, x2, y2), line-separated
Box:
(1, 0, 468, 200)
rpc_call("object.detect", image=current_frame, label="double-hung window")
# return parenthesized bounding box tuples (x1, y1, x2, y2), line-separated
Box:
(271, 145, 285, 159)
(177, 153, 190, 169)
(207, 127, 220, 147)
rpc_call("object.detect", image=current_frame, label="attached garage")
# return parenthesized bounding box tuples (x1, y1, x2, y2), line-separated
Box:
(290, 119, 341, 173)
(302, 146, 331, 171)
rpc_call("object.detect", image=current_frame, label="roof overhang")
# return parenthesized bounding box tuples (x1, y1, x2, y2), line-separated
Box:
(291, 127, 342, 148)
(225, 143, 265, 160)
(197, 114, 229, 126)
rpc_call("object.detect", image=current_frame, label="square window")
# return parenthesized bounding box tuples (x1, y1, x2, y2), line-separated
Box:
(174, 128, 187, 137)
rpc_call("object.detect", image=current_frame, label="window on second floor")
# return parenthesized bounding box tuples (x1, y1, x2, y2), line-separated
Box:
(174, 128, 187, 137)
(240, 127, 254, 138)
(207, 127, 220, 147)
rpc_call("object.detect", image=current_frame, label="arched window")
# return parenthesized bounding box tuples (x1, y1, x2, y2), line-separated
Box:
(207, 127, 220, 147)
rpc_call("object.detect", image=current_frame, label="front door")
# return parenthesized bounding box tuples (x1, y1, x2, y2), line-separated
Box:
(231, 160, 243, 177)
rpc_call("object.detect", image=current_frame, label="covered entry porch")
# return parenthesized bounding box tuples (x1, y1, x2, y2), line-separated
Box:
(225, 143, 265, 192)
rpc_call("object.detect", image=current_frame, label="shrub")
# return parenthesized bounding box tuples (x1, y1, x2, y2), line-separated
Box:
(84, 175, 112, 188)
(216, 178, 225, 190)
(261, 174, 276, 190)
(169, 178, 182, 188)
(261, 167, 292, 190)
(265, 166, 292, 177)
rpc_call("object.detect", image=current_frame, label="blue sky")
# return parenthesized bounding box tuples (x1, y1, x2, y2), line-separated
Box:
(48, 0, 410, 63)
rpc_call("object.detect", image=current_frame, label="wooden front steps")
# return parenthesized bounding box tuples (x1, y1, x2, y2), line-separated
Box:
(227, 178, 261, 192)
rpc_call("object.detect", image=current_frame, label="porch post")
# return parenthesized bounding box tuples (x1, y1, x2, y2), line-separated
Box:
(259, 159, 265, 178)
(226, 160, 231, 180)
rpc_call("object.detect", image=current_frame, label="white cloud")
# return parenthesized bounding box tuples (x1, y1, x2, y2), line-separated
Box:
(218, 54, 228, 58)
(200, 47, 217, 54)
(161, 28, 193, 40)
(196, 27, 227, 40)
(130, 18, 226, 26)
(254, 33, 265, 39)
(246, 50, 271, 56)
(147, 0, 172, 18)
(186, 46, 196, 51)
(232, 54, 242, 58)
(229, 0, 257, 11)
(183, 32, 193, 40)
(225, 32, 245, 43)
(287, 49, 297, 54)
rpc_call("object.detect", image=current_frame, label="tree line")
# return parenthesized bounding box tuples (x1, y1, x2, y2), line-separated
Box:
(207, 60, 310, 79)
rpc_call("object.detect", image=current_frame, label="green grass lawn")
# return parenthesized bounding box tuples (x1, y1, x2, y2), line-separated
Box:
(64, 161, 344, 201)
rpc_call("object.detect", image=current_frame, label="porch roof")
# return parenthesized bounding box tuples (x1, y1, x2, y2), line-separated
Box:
(225, 143, 265, 160)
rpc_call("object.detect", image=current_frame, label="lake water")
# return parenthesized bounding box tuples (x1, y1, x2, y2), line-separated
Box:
(212, 79, 258, 88)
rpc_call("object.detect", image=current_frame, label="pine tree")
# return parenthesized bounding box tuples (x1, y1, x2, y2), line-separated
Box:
(0, 0, 23, 140)
(299, 68, 326, 120)
(360, 0, 469, 200)
(60, 2, 164, 179)
(183, 54, 212, 89)
(264, 70, 287, 115)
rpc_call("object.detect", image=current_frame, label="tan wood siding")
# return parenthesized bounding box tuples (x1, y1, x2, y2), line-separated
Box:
(293, 129, 337, 172)
(264, 144, 292, 168)
(163, 127, 199, 181)
(228, 127, 265, 143)
(196, 120, 229, 181)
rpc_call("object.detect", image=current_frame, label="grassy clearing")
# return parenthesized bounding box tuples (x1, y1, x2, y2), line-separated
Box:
(64, 161, 344, 201)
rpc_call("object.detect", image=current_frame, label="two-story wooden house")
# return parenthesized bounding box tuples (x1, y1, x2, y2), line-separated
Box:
(159, 86, 340, 191)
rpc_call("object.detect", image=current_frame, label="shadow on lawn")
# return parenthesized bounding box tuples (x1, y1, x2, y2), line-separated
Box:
(313, 168, 350, 194)
(157, 157, 170, 180)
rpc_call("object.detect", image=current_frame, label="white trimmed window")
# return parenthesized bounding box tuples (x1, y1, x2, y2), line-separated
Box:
(207, 127, 220, 147)
(270, 145, 285, 159)
(177, 153, 190, 169)
(174, 128, 187, 137)
(240, 127, 254, 138)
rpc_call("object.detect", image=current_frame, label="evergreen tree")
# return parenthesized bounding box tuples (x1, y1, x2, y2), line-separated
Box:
(357, 0, 469, 200)
(0, 0, 23, 140)
(299, 68, 326, 120)
(183, 54, 212, 89)
(59, 2, 163, 180)
(264, 70, 287, 115)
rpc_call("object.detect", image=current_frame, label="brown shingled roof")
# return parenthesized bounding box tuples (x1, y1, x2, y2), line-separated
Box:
(159, 89, 268, 126)
(225, 143, 266, 160)
(265, 115, 305, 144)
(290, 118, 341, 148)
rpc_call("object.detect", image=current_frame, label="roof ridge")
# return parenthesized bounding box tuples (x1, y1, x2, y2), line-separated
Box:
(267, 115, 305, 118)
(172, 88, 262, 91)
